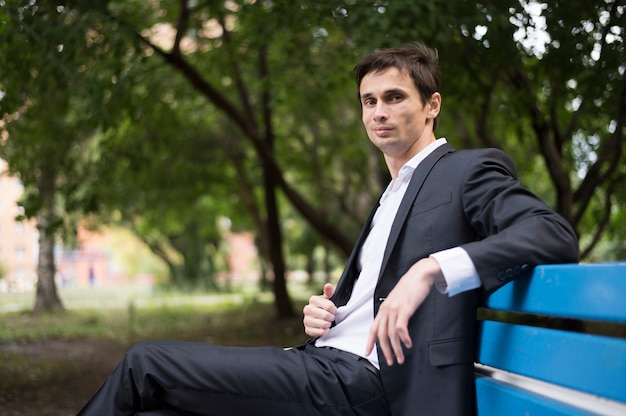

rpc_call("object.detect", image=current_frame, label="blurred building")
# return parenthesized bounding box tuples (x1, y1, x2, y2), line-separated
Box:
(1, 159, 258, 292)
(0, 159, 39, 292)
(0, 159, 117, 291)
(56, 228, 118, 288)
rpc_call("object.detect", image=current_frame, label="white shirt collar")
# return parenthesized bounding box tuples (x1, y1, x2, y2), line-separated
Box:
(380, 138, 447, 203)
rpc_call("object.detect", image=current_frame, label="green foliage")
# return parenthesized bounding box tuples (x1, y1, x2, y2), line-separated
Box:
(0, 1, 135, 229)
(1, 0, 624, 306)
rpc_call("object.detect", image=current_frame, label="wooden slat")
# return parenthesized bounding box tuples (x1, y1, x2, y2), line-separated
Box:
(485, 262, 626, 322)
(476, 320, 626, 403)
(476, 376, 600, 416)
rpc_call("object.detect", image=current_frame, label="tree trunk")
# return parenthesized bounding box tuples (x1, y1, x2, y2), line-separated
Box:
(258, 43, 294, 319)
(137, 234, 181, 284)
(33, 197, 63, 313)
(263, 174, 294, 318)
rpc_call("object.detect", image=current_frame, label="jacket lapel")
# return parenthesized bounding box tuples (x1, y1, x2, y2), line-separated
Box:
(378, 143, 454, 281)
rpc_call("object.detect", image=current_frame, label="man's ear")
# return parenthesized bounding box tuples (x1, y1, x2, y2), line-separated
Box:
(427, 92, 442, 119)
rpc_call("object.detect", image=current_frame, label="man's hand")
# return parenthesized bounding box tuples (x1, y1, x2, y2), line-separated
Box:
(303, 283, 337, 337)
(365, 257, 443, 366)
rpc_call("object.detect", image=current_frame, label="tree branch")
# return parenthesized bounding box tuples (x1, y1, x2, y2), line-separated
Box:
(573, 81, 625, 224)
(506, 68, 573, 220)
(579, 174, 621, 259)
(110, 12, 355, 255)
(217, 12, 258, 128)
(172, 0, 190, 57)
(475, 76, 499, 149)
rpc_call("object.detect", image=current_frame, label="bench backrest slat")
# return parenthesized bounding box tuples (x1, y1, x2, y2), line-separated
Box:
(475, 375, 602, 416)
(484, 262, 626, 322)
(477, 320, 626, 403)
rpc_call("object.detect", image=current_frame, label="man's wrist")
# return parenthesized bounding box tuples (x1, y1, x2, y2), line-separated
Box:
(426, 257, 448, 292)
(430, 248, 481, 296)
(411, 257, 446, 289)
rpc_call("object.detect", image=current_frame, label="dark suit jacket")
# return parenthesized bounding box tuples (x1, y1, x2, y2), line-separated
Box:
(331, 143, 579, 416)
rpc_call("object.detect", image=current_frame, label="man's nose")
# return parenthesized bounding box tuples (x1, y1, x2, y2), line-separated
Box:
(373, 103, 388, 121)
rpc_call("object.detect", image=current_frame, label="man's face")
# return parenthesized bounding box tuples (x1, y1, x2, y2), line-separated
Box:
(359, 67, 439, 164)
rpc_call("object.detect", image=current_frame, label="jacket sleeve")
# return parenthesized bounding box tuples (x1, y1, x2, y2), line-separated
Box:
(458, 148, 579, 295)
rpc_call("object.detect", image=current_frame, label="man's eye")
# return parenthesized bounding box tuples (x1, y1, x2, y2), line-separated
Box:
(364, 99, 375, 106)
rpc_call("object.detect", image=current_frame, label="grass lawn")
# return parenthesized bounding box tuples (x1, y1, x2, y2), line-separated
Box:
(0, 283, 310, 346)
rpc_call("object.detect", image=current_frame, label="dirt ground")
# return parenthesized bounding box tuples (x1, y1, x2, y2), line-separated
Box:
(0, 340, 129, 416)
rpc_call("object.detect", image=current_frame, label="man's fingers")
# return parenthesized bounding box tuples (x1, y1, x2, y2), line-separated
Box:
(302, 311, 333, 328)
(372, 312, 396, 366)
(323, 283, 335, 299)
(366, 304, 415, 366)
(303, 302, 335, 322)
(302, 284, 339, 339)
(303, 314, 332, 337)
(306, 294, 337, 314)
(378, 330, 394, 366)
(366, 319, 381, 358)
(397, 315, 413, 350)
(388, 316, 405, 365)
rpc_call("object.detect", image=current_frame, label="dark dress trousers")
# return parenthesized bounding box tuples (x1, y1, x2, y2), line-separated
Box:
(77, 143, 578, 416)
(78, 341, 389, 416)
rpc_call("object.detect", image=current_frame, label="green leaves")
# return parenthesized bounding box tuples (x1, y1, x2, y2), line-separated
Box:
(2, 0, 624, 295)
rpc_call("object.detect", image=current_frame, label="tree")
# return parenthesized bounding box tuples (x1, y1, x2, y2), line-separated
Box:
(0, 2, 133, 311)
(1, 3, 78, 311)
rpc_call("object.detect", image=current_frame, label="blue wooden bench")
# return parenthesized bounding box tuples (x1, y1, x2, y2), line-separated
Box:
(475, 262, 626, 415)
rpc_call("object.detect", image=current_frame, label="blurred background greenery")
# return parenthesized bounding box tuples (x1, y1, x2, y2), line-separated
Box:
(0, 0, 624, 320)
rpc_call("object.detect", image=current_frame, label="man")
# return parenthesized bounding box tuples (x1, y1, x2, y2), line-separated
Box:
(78, 43, 578, 416)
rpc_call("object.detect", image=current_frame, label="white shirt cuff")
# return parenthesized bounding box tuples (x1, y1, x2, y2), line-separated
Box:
(430, 247, 481, 297)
